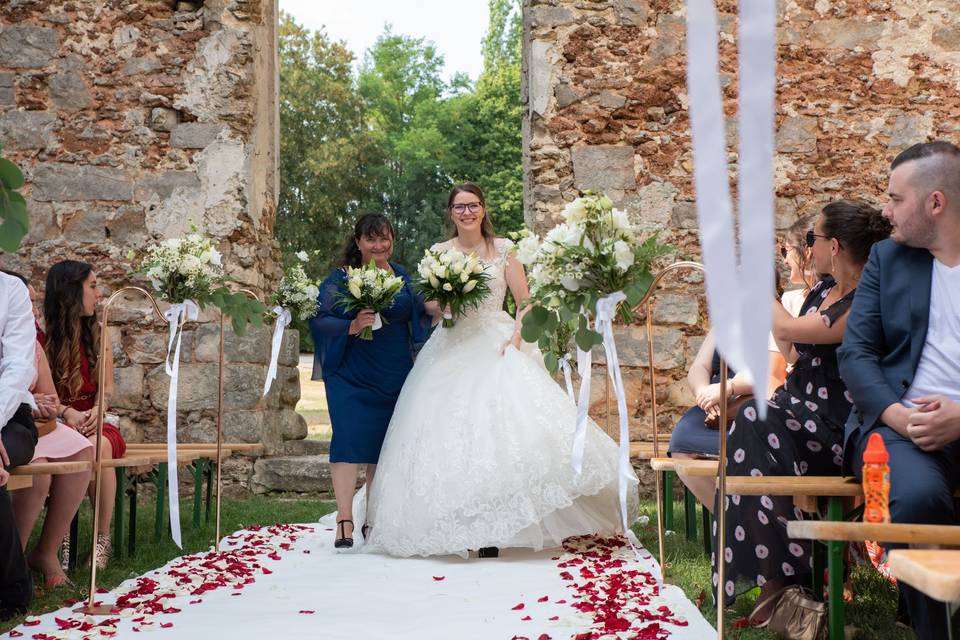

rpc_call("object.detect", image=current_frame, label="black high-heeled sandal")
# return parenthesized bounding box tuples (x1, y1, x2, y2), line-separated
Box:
(335, 519, 354, 549)
(478, 546, 499, 558)
(361, 523, 371, 540)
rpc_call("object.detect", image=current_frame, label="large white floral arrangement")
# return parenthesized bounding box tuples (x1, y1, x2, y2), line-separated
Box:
(272, 252, 319, 321)
(518, 192, 669, 359)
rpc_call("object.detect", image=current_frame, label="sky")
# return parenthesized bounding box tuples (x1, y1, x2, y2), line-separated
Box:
(279, 0, 489, 82)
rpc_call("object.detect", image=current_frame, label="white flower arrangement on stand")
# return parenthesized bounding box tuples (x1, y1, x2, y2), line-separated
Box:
(263, 253, 320, 395)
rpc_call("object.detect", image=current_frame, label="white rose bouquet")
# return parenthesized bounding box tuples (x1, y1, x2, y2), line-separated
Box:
(138, 232, 225, 303)
(517, 191, 670, 354)
(335, 261, 405, 340)
(415, 247, 492, 328)
(272, 253, 319, 321)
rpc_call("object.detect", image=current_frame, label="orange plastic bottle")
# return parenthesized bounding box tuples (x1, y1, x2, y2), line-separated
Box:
(862, 432, 891, 523)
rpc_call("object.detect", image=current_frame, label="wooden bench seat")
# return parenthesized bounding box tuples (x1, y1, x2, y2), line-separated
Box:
(888, 550, 960, 603)
(6, 475, 32, 491)
(788, 520, 960, 546)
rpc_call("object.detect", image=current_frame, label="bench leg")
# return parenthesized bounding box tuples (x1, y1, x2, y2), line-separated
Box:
(152, 463, 167, 543)
(128, 476, 138, 557)
(68, 512, 79, 573)
(701, 504, 712, 557)
(113, 467, 126, 561)
(827, 497, 845, 640)
(205, 458, 214, 524)
(683, 486, 697, 542)
(663, 471, 674, 531)
(191, 460, 204, 530)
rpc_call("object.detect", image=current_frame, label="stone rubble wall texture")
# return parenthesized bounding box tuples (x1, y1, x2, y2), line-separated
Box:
(0, 0, 296, 493)
(522, 0, 960, 448)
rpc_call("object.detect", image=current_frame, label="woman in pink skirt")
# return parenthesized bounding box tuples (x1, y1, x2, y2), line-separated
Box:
(3, 271, 92, 589)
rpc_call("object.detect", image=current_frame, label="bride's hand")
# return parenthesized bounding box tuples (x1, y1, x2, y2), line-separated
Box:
(501, 330, 522, 356)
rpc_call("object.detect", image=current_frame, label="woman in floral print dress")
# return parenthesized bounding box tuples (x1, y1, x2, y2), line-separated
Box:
(713, 200, 893, 618)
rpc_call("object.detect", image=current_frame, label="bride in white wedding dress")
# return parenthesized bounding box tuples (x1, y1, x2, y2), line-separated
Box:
(363, 183, 638, 558)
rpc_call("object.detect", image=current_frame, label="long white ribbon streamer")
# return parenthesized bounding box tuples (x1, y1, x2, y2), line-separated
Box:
(594, 292, 634, 541)
(263, 306, 292, 396)
(558, 354, 575, 400)
(163, 299, 199, 549)
(570, 344, 591, 474)
(685, 0, 775, 417)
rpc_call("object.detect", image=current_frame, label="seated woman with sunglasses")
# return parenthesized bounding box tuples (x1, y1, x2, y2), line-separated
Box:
(712, 200, 892, 623)
(780, 215, 817, 318)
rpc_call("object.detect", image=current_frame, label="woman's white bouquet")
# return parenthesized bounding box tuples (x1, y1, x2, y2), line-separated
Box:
(415, 247, 492, 328)
(139, 232, 225, 303)
(272, 252, 319, 321)
(517, 191, 670, 353)
(335, 261, 405, 340)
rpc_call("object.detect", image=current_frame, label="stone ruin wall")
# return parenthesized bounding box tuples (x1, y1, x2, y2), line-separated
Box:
(522, 0, 960, 462)
(0, 0, 300, 494)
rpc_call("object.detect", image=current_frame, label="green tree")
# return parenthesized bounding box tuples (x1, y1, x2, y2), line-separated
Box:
(277, 13, 377, 279)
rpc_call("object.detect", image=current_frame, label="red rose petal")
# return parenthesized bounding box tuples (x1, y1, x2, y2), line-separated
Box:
(548, 616, 559, 621)
(298, 610, 315, 614)
(538, 635, 552, 640)
(520, 615, 532, 621)
(22, 621, 40, 627)
(432, 576, 445, 581)
(160, 622, 173, 629)
(511, 603, 525, 610)
(9, 631, 23, 638)
(537, 596, 549, 603)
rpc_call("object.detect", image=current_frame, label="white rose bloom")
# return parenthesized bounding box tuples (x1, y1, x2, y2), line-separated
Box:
(348, 281, 362, 298)
(613, 239, 635, 271)
(296, 251, 309, 262)
(612, 208, 632, 231)
(428, 274, 440, 289)
(181, 254, 202, 273)
(560, 275, 581, 291)
(545, 223, 568, 244)
(516, 235, 540, 264)
(459, 271, 469, 283)
(462, 279, 477, 293)
(563, 198, 588, 224)
(442, 282, 453, 292)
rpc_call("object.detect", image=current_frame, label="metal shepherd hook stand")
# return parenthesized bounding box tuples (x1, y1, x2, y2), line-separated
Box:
(78, 286, 167, 615)
(629, 261, 730, 638)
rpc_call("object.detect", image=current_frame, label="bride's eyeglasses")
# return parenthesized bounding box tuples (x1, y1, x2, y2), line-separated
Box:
(451, 202, 483, 216)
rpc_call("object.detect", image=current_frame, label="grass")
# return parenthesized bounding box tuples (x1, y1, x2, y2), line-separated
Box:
(631, 499, 913, 639)
(297, 354, 331, 441)
(1, 495, 335, 634)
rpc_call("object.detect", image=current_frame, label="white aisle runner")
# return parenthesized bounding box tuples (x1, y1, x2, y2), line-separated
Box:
(9, 524, 714, 640)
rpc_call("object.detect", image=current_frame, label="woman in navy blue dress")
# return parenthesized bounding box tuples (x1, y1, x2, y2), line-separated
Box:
(310, 213, 434, 549)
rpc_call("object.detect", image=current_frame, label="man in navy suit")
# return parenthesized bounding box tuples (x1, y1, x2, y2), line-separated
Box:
(838, 140, 960, 639)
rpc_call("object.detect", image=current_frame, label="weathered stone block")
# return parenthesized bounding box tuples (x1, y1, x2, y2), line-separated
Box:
(59, 206, 107, 243)
(122, 57, 163, 76)
(0, 73, 14, 106)
(612, 0, 649, 26)
(149, 107, 179, 132)
(670, 201, 697, 230)
(278, 439, 329, 456)
(49, 70, 91, 109)
(888, 113, 933, 150)
(278, 365, 300, 407)
(170, 122, 221, 149)
(146, 363, 219, 411)
(530, 6, 576, 28)
(125, 330, 193, 364)
(529, 39, 553, 117)
(251, 455, 332, 494)
(572, 144, 636, 191)
(806, 19, 886, 51)
(0, 25, 58, 69)
(653, 293, 700, 326)
(555, 83, 587, 108)
(134, 171, 200, 201)
(280, 409, 307, 441)
(105, 205, 149, 245)
(0, 110, 56, 149)
(111, 364, 145, 409)
(225, 364, 268, 410)
(279, 329, 300, 367)
(776, 116, 818, 154)
(195, 324, 271, 364)
(223, 410, 264, 443)
(32, 163, 134, 201)
(592, 325, 684, 370)
(598, 91, 627, 109)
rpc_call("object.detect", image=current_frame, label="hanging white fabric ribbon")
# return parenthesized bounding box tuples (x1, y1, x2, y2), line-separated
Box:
(558, 354, 575, 400)
(163, 299, 199, 549)
(263, 306, 292, 397)
(594, 292, 635, 541)
(685, 0, 775, 418)
(372, 312, 383, 332)
(570, 343, 591, 474)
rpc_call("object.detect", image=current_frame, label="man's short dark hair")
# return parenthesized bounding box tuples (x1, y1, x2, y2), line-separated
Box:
(890, 140, 960, 206)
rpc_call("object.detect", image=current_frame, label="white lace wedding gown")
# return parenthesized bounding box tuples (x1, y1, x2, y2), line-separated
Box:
(364, 237, 639, 558)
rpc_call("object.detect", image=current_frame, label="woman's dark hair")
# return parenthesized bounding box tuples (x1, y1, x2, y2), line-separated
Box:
(44, 260, 98, 400)
(340, 213, 395, 268)
(820, 200, 892, 266)
(0, 269, 28, 286)
(448, 182, 496, 244)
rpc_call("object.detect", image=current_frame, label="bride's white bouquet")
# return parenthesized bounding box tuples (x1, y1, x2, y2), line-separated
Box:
(517, 191, 669, 352)
(335, 261, 405, 340)
(272, 252, 319, 321)
(139, 232, 225, 303)
(415, 247, 491, 327)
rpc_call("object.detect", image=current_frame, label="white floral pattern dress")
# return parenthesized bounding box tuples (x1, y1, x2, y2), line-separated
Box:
(365, 237, 638, 558)
(712, 276, 856, 600)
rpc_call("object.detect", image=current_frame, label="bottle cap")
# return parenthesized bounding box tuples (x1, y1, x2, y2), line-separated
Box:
(863, 432, 889, 464)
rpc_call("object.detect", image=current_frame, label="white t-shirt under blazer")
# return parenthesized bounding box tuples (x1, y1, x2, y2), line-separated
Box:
(904, 259, 960, 405)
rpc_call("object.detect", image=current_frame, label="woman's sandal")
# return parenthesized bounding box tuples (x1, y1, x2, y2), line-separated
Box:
(335, 519, 354, 549)
(361, 523, 371, 540)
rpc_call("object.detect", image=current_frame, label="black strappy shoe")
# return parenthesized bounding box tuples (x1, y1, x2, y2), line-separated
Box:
(335, 519, 354, 549)
(478, 546, 499, 558)
(361, 523, 371, 540)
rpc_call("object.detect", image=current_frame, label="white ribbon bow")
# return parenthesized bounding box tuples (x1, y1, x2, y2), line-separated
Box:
(162, 299, 199, 549)
(558, 354, 575, 400)
(263, 306, 292, 397)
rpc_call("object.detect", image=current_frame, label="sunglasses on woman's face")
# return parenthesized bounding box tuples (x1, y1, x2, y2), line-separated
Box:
(780, 245, 789, 258)
(806, 230, 831, 247)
